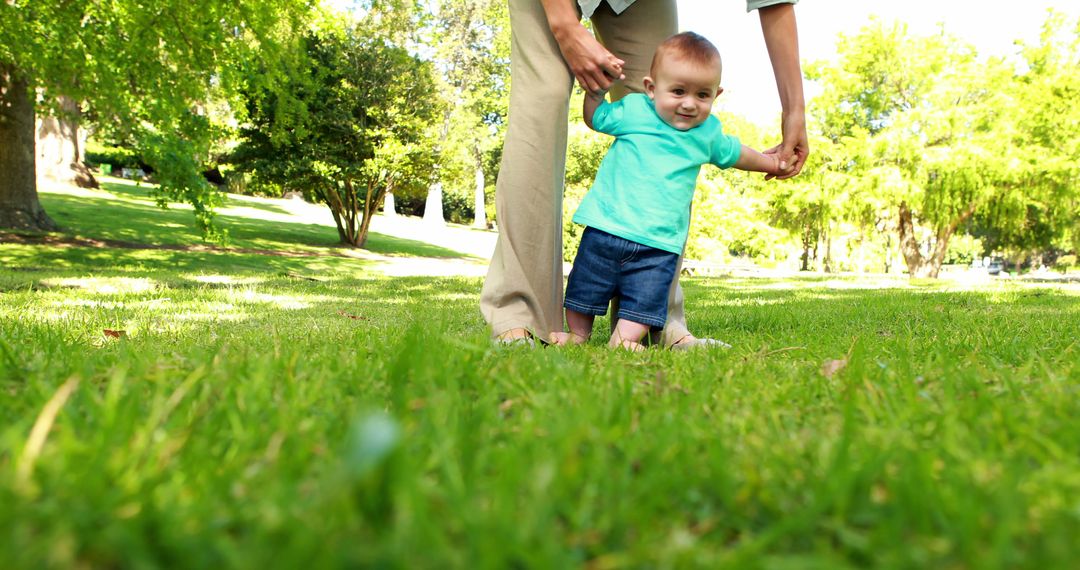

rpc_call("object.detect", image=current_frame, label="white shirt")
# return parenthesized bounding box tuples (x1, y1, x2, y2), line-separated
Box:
(577, 0, 797, 18)
(578, 0, 635, 18)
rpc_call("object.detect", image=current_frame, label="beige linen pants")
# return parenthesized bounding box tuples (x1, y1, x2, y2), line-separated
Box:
(480, 0, 691, 344)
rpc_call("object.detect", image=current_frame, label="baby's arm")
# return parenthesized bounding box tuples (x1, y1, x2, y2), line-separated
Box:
(583, 90, 607, 131)
(733, 144, 783, 176)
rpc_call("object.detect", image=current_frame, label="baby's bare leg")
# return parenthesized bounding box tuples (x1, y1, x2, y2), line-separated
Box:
(551, 308, 594, 345)
(609, 319, 650, 351)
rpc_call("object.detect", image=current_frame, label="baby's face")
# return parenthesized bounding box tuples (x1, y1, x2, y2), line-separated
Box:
(645, 56, 722, 131)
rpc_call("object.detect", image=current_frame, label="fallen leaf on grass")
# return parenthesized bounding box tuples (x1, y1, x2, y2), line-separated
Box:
(283, 272, 326, 282)
(821, 358, 848, 378)
(336, 310, 368, 320)
(821, 336, 858, 378)
(103, 329, 127, 338)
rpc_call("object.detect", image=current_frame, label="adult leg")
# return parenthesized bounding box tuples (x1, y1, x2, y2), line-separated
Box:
(591, 0, 694, 347)
(480, 0, 576, 339)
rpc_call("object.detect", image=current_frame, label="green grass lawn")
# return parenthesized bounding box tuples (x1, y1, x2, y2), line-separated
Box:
(1, 183, 1079, 568)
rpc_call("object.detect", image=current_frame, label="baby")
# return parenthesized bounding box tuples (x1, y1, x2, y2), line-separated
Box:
(553, 31, 782, 350)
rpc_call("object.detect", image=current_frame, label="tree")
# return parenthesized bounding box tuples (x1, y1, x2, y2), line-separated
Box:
(35, 96, 98, 191)
(426, 0, 509, 228)
(972, 12, 1080, 267)
(808, 19, 1065, 278)
(0, 0, 311, 234)
(232, 24, 442, 247)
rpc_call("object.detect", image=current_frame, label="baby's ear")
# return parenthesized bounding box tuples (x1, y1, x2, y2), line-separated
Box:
(715, 86, 724, 99)
(643, 76, 656, 99)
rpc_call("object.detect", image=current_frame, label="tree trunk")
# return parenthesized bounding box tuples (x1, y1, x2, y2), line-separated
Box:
(357, 200, 375, 249)
(323, 185, 358, 246)
(357, 180, 377, 249)
(899, 200, 977, 279)
(36, 96, 98, 189)
(423, 182, 444, 226)
(822, 226, 833, 273)
(383, 191, 397, 217)
(898, 201, 933, 277)
(800, 229, 811, 271)
(472, 161, 486, 228)
(0, 64, 57, 232)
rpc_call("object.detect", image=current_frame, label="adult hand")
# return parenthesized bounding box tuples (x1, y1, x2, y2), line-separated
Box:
(763, 111, 809, 180)
(551, 22, 625, 95)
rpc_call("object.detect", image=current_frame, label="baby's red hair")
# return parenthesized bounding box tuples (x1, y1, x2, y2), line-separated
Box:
(650, 31, 722, 77)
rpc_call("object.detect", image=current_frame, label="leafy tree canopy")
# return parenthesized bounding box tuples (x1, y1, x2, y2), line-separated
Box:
(0, 0, 314, 237)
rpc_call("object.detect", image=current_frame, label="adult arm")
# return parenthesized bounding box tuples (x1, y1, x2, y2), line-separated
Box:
(758, 2, 809, 180)
(540, 0, 625, 94)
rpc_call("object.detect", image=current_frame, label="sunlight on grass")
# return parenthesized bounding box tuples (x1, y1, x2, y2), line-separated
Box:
(172, 311, 246, 322)
(42, 277, 158, 295)
(4, 179, 1078, 568)
(224, 288, 355, 310)
(54, 299, 129, 309)
(185, 274, 263, 286)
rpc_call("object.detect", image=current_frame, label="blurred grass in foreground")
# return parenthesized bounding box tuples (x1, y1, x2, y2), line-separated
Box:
(1, 182, 1079, 568)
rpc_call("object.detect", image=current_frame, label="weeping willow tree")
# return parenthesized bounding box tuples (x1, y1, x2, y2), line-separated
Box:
(810, 14, 1079, 278)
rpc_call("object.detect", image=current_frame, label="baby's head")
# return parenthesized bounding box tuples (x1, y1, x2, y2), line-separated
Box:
(644, 32, 723, 131)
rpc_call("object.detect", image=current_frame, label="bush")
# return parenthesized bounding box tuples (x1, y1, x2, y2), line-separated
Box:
(1055, 254, 1077, 273)
(394, 193, 425, 217)
(442, 191, 473, 225)
(85, 141, 142, 170)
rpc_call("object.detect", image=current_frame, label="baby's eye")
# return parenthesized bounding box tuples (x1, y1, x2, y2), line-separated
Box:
(672, 88, 685, 96)
(698, 92, 711, 99)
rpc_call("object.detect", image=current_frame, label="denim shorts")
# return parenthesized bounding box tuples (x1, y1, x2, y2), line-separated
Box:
(564, 227, 679, 328)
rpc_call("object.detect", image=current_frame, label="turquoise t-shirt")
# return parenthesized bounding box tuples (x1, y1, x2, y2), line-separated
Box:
(572, 93, 741, 254)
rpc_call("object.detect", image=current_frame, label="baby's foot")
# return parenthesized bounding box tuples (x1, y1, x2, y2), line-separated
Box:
(550, 331, 589, 346)
(609, 337, 646, 352)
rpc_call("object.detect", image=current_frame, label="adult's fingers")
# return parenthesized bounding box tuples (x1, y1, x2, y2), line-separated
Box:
(762, 144, 793, 181)
(773, 150, 806, 179)
(772, 142, 808, 180)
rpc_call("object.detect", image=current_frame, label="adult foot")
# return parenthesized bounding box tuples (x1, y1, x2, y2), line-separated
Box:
(495, 327, 536, 346)
(670, 334, 731, 350)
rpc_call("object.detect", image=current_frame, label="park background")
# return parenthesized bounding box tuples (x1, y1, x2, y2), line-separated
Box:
(3, 0, 1078, 277)
(2, 0, 1079, 568)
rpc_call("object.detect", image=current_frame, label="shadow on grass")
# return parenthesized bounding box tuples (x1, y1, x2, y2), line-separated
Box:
(40, 185, 466, 259)
(0, 242, 375, 283)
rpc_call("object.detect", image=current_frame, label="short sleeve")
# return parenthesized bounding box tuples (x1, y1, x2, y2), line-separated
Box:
(711, 133, 742, 169)
(746, 0, 797, 12)
(591, 97, 627, 136)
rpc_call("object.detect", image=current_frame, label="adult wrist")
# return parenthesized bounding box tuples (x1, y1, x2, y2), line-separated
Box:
(548, 18, 581, 44)
(781, 105, 805, 116)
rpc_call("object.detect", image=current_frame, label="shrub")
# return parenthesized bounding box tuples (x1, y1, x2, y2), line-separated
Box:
(85, 141, 142, 170)
(442, 191, 473, 225)
(1055, 254, 1077, 273)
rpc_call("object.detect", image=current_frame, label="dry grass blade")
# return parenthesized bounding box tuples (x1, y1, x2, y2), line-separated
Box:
(15, 376, 80, 493)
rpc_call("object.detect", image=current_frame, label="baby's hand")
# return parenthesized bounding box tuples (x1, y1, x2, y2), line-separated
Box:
(765, 152, 785, 178)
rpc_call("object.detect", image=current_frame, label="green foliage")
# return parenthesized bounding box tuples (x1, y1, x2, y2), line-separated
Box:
(83, 142, 141, 171)
(1055, 254, 1077, 272)
(426, 0, 510, 221)
(231, 20, 442, 247)
(0, 0, 314, 239)
(805, 13, 1080, 276)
